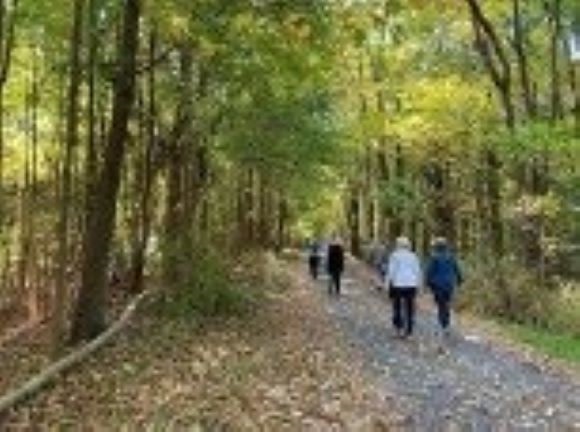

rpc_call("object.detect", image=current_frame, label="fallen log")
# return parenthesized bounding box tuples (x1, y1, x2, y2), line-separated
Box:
(0, 289, 153, 415)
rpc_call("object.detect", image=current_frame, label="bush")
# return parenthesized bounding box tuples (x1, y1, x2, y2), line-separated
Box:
(155, 249, 257, 323)
(547, 283, 580, 337)
(456, 254, 580, 342)
(457, 255, 556, 327)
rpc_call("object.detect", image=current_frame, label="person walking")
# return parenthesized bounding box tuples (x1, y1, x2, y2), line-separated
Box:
(426, 237, 463, 337)
(386, 236, 422, 338)
(307, 239, 321, 280)
(326, 236, 345, 296)
(370, 241, 388, 291)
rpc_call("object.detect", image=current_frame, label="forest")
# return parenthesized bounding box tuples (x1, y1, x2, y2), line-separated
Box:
(1, 0, 580, 428)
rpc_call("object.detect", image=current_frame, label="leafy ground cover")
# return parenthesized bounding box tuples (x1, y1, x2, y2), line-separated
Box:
(1, 256, 395, 430)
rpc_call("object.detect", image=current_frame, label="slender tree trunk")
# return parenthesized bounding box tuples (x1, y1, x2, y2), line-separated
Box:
(163, 130, 183, 286)
(465, 0, 511, 256)
(512, 0, 536, 118)
(130, 27, 157, 294)
(162, 44, 195, 285)
(485, 148, 504, 256)
(71, 0, 141, 342)
(30, 52, 39, 317)
(550, 0, 563, 121)
(276, 193, 288, 252)
(388, 143, 404, 244)
(18, 97, 31, 320)
(54, 0, 85, 352)
(573, 64, 580, 138)
(349, 185, 361, 257)
(466, 0, 515, 129)
(0, 0, 19, 227)
(84, 0, 99, 237)
(245, 168, 255, 246)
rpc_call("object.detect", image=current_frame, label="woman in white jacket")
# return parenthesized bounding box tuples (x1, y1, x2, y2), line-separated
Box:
(386, 236, 422, 338)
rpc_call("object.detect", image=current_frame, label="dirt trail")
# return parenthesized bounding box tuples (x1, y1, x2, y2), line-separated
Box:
(6, 257, 580, 431)
(313, 260, 580, 431)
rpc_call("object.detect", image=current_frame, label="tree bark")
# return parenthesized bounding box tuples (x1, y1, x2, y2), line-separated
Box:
(512, 0, 537, 118)
(54, 0, 85, 352)
(130, 27, 157, 294)
(549, 0, 563, 121)
(388, 143, 404, 244)
(0, 0, 18, 200)
(349, 185, 361, 257)
(71, 0, 141, 342)
(466, 0, 515, 129)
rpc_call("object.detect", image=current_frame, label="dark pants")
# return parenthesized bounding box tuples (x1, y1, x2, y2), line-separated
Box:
(328, 271, 342, 295)
(309, 256, 320, 279)
(433, 290, 452, 329)
(390, 287, 417, 335)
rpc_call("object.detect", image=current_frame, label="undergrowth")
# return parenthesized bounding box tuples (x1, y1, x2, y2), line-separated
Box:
(457, 254, 580, 361)
(153, 250, 269, 324)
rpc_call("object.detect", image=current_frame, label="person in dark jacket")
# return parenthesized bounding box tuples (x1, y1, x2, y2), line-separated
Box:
(307, 239, 321, 280)
(426, 237, 463, 335)
(326, 236, 345, 295)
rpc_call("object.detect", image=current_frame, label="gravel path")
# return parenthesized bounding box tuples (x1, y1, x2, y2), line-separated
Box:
(314, 263, 580, 432)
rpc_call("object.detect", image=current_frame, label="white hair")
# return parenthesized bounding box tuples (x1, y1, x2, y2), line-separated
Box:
(396, 236, 411, 249)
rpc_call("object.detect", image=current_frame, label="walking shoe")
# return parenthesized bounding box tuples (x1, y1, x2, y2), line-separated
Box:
(393, 328, 404, 338)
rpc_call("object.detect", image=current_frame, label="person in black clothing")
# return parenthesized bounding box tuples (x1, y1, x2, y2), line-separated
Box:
(307, 239, 321, 280)
(326, 236, 345, 295)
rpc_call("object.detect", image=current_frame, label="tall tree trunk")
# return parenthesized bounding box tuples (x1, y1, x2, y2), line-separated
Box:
(0, 0, 19, 227)
(245, 168, 255, 246)
(18, 91, 31, 321)
(162, 44, 195, 285)
(163, 130, 183, 286)
(512, 0, 536, 118)
(30, 51, 40, 318)
(349, 185, 361, 257)
(465, 0, 510, 256)
(130, 27, 157, 294)
(71, 0, 141, 342)
(388, 143, 404, 244)
(428, 157, 456, 245)
(84, 0, 99, 235)
(276, 192, 287, 252)
(466, 0, 515, 129)
(485, 148, 504, 256)
(549, 0, 563, 121)
(54, 0, 85, 352)
(573, 63, 580, 138)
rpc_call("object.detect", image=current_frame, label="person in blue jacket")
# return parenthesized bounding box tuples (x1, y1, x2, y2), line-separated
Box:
(426, 237, 463, 335)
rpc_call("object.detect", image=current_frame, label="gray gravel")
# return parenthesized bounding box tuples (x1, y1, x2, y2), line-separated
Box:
(314, 270, 580, 432)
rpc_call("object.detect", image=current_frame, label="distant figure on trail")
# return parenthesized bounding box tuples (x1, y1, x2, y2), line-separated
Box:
(307, 238, 321, 280)
(326, 236, 345, 296)
(426, 237, 463, 337)
(369, 240, 388, 291)
(386, 236, 422, 338)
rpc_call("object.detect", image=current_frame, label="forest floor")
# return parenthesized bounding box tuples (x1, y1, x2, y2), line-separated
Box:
(1, 256, 395, 430)
(4, 256, 580, 430)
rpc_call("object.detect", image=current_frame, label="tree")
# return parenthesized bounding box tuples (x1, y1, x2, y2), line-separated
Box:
(71, 0, 141, 341)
